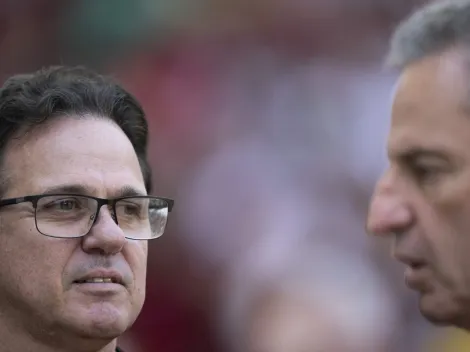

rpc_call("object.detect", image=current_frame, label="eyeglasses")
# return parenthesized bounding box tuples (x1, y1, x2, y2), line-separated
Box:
(0, 194, 174, 240)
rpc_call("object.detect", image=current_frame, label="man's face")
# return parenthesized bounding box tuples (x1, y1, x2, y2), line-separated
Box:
(367, 48, 470, 328)
(0, 117, 148, 347)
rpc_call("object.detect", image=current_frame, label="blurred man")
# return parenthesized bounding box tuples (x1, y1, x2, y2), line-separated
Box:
(367, 0, 470, 330)
(0, 66, 173, 351)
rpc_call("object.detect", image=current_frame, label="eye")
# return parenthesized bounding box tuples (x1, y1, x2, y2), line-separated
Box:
(123, 203, 140, 215)
(410, 164, 441, 184)
(116, 201, 142, 216)
(58, 200, 75, 210)
(45, 198, 81, 211)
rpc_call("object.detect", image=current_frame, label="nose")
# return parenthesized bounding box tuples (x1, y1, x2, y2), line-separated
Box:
(81, 206, 126, 255)
(366, 174, 413, 237)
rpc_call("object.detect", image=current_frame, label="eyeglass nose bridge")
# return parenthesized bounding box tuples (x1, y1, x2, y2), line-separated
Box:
(88, 198, 119, 230)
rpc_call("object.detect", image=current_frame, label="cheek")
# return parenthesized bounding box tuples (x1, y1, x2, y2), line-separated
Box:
(126, 242, 148, 313)
(0, 221, 75, 302)
(127, 240, 148, 287)
(427, 219, 470, 290)
(430, 182, 470, 263)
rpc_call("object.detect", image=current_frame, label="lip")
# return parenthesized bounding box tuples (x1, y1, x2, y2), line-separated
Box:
(404, 265, 429, 291)
(393, 249, 426, 269)
(73, 269, 125, 286)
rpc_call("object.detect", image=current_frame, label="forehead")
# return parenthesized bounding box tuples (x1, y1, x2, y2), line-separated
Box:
(388, 49, 470, 158)
(3, 117, 146, 197)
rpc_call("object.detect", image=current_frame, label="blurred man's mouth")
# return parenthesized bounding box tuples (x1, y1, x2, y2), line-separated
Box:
(404, 264, 430, 292)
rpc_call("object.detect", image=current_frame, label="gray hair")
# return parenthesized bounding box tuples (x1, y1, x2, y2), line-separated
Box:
(387, 0, 470, 68)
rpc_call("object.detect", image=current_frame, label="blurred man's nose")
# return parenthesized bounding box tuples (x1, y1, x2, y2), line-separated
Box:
(366, 175, 412, 237)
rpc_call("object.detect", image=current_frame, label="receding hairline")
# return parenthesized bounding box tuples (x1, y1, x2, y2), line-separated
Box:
(386, 0, 470, 70)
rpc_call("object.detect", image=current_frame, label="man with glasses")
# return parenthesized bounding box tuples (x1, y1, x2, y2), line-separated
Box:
(0, 66, 173, 351)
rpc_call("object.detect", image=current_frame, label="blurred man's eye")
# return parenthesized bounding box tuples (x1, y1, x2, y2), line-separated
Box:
(410, 164, 441, 184)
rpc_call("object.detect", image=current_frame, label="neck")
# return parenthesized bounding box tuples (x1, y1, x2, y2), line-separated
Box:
(0, 318, 118, 352)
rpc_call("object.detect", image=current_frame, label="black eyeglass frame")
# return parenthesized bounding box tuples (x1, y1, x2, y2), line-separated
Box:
(0, 194, 174, 240)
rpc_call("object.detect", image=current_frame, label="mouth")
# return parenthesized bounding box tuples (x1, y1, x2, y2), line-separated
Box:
(404, 263, 431, 292)
(74, 277, 122, 284)
(409, 261, 425, 270)
(393, 249, 426, 270)
(73, 270, 125, 287)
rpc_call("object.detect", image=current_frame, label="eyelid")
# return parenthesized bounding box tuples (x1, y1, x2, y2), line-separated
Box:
(412, 160, 444, 168)
(116, 199, 143, 204)
(45, 196, 84, 203)
(412, 156, 450, 169)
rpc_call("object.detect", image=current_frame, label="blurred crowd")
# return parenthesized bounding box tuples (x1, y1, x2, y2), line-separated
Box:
(3, 0, 470, 351)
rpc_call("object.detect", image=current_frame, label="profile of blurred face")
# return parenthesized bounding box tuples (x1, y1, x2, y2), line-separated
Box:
(367, 47, 470, 329)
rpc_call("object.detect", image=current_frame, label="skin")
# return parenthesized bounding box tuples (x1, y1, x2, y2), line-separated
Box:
(0, 117, 148, 352)
(367, 47, 470, 329)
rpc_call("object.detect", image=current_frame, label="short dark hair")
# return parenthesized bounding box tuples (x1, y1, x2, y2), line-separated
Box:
(0, 65, 152, 195)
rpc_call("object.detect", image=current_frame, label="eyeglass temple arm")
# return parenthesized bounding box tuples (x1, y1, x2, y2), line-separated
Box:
(0, 196, 29, 208)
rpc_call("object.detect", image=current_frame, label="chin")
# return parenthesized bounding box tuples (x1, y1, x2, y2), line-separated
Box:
(419, 291, 464, 327)
(65, 302, 139, 339)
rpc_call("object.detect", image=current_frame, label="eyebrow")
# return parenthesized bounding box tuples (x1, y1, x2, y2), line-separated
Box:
(41, 184, 147, 198)
(389, 147, 450, 162)
(42, 184, 92, 195)
(118, 185, 147, 197)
